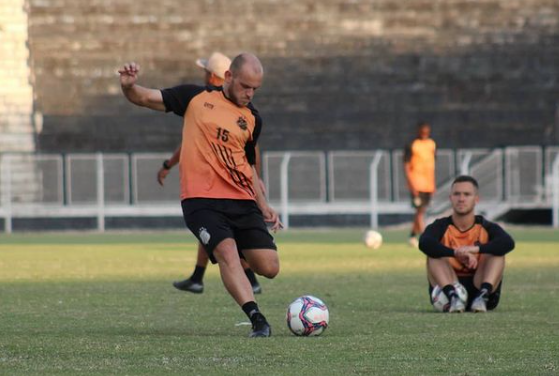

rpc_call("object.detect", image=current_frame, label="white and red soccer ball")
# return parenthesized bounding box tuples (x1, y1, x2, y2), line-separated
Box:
(431, 282, 468, 312)
(286, 295, 329, 336)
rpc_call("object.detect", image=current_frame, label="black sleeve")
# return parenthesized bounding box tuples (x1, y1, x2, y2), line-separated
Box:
(160, 84, 205, 117)
(478, 219, 515, 256)
(403, 142, 412, 163)
(419, 218, 455, 258)
(244, 104, 262, 166)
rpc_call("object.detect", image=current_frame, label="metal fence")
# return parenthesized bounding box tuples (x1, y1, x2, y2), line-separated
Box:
(1, 147, 559, 232)
(264, 147, 559, 228)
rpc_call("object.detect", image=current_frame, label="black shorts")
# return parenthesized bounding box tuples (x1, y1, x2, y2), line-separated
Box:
(412, 192, 433, 209)
(181, 198, 277, 264)
(428, 276, 503, 311)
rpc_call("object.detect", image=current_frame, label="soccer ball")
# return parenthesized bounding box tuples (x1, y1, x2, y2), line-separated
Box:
(431, 282, 468, 312)
(363, 230, 383, 249)
(286, 295, 329, 336)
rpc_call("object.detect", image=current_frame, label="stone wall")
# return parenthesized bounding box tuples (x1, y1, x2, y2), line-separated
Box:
(24, 0, 559, 152)
(0, 0, 40, 204)
(0, 0, 35, 153)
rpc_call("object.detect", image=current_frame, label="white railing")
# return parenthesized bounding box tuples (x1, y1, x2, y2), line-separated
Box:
(369, 151, 384, 229)
(1, 147, 558, 233)
(552, 153, 559, 228)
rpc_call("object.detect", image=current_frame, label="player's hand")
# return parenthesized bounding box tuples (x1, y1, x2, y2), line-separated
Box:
(261, 205, 283, 232)
(459, 253, 477, 269)
(118, 62, 140, 88)
(157, 167, 169, 186)
(454, 248, 468, 266)
(455, 245, 479, 256)
(454, 246, 478, 269)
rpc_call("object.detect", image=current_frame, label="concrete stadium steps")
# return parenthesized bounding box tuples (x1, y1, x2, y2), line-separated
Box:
(2, 0, 558, 153)
(0, 155, 43, 204)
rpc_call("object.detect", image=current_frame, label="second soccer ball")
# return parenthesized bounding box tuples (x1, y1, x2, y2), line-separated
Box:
(363, 230, 383, 249)
(431, 282, 469, 312)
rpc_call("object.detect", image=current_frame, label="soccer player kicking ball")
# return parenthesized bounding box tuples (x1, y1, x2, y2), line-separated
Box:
(419, 176, 515, 313)
(156, 51, 262, 296)
(119, 53, 282, 337)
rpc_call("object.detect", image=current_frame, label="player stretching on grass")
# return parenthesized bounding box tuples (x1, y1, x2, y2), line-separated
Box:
(419, 175, 515, 313)
(119, 53, 281, 337)
(156, 52, 262, 295)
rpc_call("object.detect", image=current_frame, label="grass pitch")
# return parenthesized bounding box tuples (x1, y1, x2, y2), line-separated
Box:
(1, 228, 558, 375)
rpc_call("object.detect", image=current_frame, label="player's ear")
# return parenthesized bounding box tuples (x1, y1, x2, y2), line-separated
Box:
(224, 70, 233, 82)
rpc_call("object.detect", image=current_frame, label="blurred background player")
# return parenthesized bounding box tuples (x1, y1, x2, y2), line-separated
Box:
(404, 121, 436, 248)
(156, 52, 262, 295)
(419, 175, 515, 313)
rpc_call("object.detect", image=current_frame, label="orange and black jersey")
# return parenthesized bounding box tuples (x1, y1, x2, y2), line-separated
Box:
(404, 138, 436, 193)
(161, 84, 262, 201)
(419, 215, 515, 275)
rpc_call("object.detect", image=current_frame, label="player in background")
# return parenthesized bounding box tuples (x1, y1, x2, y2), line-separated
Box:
(119, 53, 281, 337)
(156, 52, 262, 295)
(419, 175, 515, 313)
(404, 121, 436, 248)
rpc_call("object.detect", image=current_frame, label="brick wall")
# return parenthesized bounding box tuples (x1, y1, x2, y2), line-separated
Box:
(23, 0, 559, 152)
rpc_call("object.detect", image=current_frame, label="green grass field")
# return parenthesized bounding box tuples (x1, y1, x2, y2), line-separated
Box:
(1, 228, 558, 375)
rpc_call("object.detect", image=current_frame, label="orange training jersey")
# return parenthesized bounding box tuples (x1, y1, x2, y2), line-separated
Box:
(161, 85, 261, 201)
(404, 138, 436, 193)
(419, 216, 515, 277)
(441, 221, 488, 276)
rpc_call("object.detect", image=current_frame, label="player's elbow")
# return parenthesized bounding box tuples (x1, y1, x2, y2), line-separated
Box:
(504, 237, 515, 253)
(128, 90, 164, 111)
(136, 92, 155, 108)
(418, 236, 429, 253)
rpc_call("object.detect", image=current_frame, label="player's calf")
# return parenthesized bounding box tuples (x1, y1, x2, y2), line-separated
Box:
(243, 249, 280, 279)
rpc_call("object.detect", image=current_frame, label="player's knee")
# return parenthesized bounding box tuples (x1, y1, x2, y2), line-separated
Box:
(214, 246, 239, 267)
(255, 260, 280, 279)
(427, 256, 445, 267)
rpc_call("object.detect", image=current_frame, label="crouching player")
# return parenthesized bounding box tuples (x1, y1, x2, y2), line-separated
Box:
(419, 175, 515, 312)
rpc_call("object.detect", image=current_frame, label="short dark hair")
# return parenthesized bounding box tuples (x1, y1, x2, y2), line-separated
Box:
(452, 175, 479, 189)
(229, 54, 246, 76)
(417, 121, 430, 129)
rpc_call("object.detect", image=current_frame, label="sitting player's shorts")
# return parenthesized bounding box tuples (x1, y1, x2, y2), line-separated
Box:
(428, 276, 503, 311)
(412, 192, 433, 209)
(181, 198, 277, 264)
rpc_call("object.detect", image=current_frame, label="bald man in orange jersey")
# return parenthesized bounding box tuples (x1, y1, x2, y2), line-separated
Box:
(119, 53, 281, 337)
(156, 52, 263, 296)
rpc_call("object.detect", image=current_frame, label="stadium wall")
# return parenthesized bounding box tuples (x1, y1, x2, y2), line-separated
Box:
(0, 0, 36, 153)
(17, 0, 559, 153)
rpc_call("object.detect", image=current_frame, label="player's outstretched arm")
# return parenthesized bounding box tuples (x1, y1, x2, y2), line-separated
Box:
(118, 62, 166, 111)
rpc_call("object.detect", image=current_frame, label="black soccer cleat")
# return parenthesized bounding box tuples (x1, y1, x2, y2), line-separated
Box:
(172, 278, 204, 294)
(249, 314, 271, 338)
(251, 282, 262, 294)
(471, 291, 489, 313)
